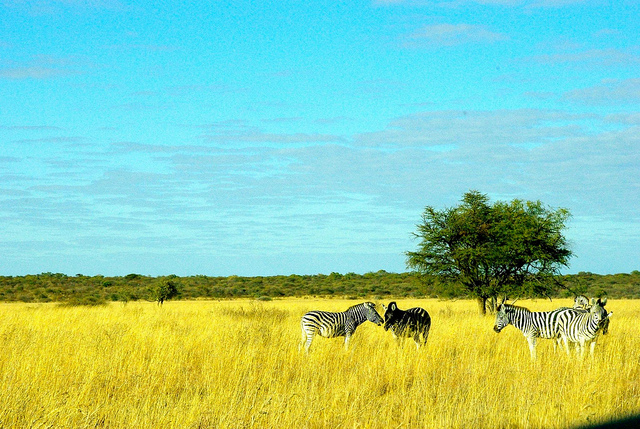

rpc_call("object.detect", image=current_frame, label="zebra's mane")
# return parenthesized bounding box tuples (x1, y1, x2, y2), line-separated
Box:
(347, 302, 368, 311)
(501, 303, 531, 313)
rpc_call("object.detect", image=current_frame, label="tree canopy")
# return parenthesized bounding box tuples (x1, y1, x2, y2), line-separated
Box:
(156, 280, 180, 306)
(406, 191, 573, 314)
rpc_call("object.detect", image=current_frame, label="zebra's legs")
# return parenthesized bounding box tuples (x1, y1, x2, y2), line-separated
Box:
(577, 340, 587, 359)
(304, 334, 314, 353)
(527, 337, 537, 360)
(300, 327, 315, 353)
(560, 335, 571, 356)
(391, 332, 401, 347)
(413, 334, 421, 350)
(553, 336, 562, 351)
(344, 333, 352, 350)
(589, 340, 597, 358)
(299, 326, 306, 352)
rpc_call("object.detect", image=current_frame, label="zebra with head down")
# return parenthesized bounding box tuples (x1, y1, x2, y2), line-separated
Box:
(299, 302, 383, 353)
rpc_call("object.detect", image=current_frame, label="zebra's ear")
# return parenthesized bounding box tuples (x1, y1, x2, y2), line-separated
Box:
(600, 297, 608, 306)
(382, 304, 387, 311)
(390, 302, 397, 311)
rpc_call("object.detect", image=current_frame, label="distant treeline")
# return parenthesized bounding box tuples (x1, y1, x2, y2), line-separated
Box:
(0, 270, 639, 305)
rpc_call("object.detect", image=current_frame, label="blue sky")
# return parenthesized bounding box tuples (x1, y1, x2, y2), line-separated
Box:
(1, 0, 638, 277)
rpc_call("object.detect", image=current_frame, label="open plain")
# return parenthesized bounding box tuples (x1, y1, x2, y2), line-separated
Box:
(0, 298, 638, 428)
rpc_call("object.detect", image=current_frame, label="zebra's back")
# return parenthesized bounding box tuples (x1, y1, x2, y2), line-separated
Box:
(395, 307, 431, 333)
(529, 308, 569, 339)
(301, 310, 346, 338)
(557, 308, 602, 343)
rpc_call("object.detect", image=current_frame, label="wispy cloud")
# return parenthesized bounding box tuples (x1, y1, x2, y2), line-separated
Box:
(0, 55, 89, 80)
(2, 108, 638, 275)
(2, 0, 127, 15)
(562, 78, 640, 105)
(354, 109, 588, 149)
(0, 66, 80, 79)
(2, 125, 63, 131)
(530, 49, 640, 67)
(104, 43, 181, 53)
(199, 130, 345, 147)
(11, 136, 88, 144)
(401, 23, 509, 48)
(374, 0, 589, 7)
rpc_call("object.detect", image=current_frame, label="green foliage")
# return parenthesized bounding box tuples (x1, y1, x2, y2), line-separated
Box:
(156, 280, 180, 305)
(407, 190, 573, 313)
(0, 270, 638, 304)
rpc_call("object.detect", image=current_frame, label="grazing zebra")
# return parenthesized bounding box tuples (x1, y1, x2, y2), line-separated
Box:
(557, 298, 611, 358)
(493, 303, 569, 360)
(300, 302, 384, 353)
(382, 302, 431, 349)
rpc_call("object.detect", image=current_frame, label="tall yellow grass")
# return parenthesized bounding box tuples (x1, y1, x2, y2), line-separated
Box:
(0, 298, 638, 428)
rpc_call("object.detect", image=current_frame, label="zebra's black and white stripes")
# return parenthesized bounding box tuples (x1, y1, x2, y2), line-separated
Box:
(557, 298, 611, 358)
(298, 297, 612, 359)
(493, 303, 568, 360)
(300, 302, 384, 353)
(493, 297, 612, 359)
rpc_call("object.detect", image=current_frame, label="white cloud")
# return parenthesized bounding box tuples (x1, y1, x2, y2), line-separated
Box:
(199, 130, 345, 147)
(354, 109, 589, 149)
(374, 0, 589, 7)
(402, 24, 509, 48)
(562, 78, 640, 105)
(2, 108, 638, 275)
(530, 49, 640, 67)
(0, 66, 80, 79)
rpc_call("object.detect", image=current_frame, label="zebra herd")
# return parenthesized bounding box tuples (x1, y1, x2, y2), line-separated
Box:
(300, 301, 431, 353)
(300, 296, 611, 360)
(494, 296, 612, 360)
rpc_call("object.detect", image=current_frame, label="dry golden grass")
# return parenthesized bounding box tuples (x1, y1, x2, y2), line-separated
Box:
(0, 298, 638, 428)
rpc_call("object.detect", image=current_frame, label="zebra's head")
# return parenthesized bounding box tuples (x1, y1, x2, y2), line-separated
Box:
(493, 304, 511, 333)
(363, 302, 384, 326)
(573, 295, 590, 309)
(382, 301, 400, 331)
(590, 298, 609, 326)
(382, 301, 403, 331)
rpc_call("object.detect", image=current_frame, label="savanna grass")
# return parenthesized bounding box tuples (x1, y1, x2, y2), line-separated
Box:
(0, 299, 638, 428)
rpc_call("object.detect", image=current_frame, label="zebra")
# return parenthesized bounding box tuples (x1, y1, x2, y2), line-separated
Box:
(382, 302, 431, 349)
(575, 294, 611, 334)
(299, 302, 384, 353)
(573, 295, 590, 309)
(493, 302, 569, 360)
(569, 295, 611, 335)
(557, 298, 611, 358)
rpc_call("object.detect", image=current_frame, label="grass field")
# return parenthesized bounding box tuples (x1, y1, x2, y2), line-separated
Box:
(0, 298, 638, 428)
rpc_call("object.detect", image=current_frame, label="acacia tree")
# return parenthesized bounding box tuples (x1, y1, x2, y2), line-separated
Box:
(406, 191, 572, 315)
(156, 280, 180, 306)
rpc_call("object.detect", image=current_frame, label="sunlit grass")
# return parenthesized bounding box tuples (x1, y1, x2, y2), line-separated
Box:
(0, 298, 638, 428)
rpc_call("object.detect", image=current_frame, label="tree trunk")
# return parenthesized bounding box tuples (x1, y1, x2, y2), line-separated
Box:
(476, 296, 487, 316)
(488, 296, 497, 313)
